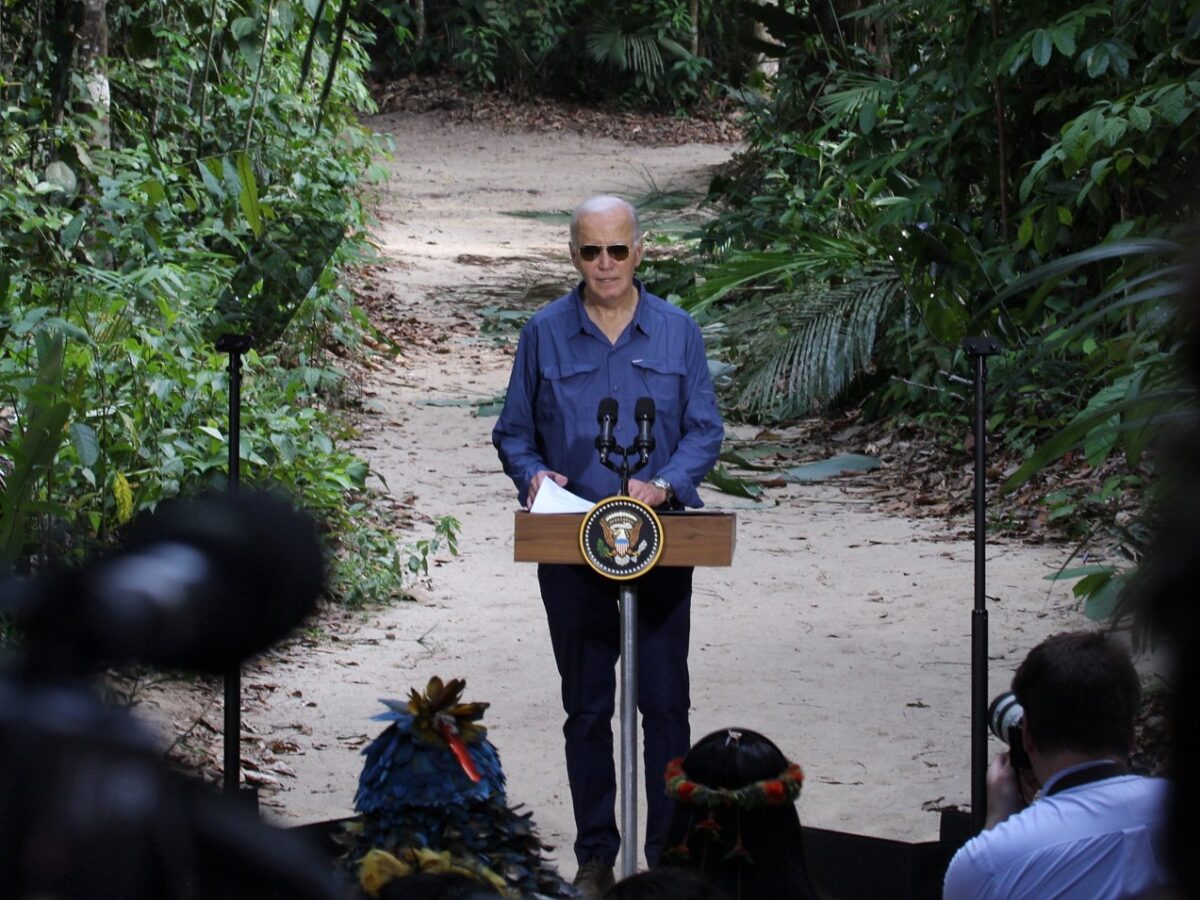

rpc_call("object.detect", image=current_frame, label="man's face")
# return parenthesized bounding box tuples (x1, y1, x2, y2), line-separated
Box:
(571, 206, 644, 307)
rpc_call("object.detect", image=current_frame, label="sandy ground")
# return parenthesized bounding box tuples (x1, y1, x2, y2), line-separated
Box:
(236, 111, 1091, 876)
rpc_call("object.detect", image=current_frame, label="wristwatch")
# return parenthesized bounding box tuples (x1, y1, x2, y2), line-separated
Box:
(651, 476, 674, 501)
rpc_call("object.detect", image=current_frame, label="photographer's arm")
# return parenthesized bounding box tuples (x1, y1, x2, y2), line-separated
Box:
(984, 751, 1039, 829)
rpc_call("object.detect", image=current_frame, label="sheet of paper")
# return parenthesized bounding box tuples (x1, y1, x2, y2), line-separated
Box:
(530, 477, 595, 514)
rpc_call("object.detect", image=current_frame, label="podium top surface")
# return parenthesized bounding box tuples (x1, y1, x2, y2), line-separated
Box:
(513, 510, 736, 567)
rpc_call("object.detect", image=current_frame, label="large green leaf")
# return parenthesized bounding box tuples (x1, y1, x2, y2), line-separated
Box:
(0, 400, 71, 563)
(235, 151, 264, 237)
(705, 465, 763, 499)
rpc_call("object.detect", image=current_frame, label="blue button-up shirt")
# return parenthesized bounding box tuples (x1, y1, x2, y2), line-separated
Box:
(492, 281, 723, 508)
(942, 771, 1171, 900)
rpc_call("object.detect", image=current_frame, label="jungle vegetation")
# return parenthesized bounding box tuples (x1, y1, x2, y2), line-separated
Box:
(658, 0, 1198, 629)
(2, 0, 1197, 629)
(0, 0, 459, 607)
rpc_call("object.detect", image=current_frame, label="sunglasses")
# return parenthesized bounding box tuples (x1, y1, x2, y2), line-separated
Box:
(577, 244, 631, 262)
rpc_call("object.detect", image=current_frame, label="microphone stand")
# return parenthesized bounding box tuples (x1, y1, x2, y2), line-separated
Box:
(963, 336, 1000, 835)
(597, 427, 652, 876)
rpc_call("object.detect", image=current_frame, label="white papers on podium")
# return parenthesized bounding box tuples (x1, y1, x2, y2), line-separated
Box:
(530, 478, 594, 514)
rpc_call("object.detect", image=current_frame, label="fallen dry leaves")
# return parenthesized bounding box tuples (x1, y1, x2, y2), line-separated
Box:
(369, 73, 745, 147)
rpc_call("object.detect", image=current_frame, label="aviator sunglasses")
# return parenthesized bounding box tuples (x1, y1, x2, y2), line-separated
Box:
(577, 243, 632, 262)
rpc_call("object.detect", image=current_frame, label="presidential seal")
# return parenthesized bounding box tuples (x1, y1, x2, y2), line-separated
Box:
(579, 496, 665, 581)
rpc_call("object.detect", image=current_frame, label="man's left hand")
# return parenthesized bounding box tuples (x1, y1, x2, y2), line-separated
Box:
(628, 478, 669, 508)
(984, 751, 1036, 829)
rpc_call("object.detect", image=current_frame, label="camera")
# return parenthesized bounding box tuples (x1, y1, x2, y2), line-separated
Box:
(987, 691, 1031, 771)
(0, 492, 346, 899)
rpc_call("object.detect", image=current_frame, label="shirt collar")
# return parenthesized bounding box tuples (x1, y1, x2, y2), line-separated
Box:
(570, 279, 651, 337)
(1041, 758, 1125, 795)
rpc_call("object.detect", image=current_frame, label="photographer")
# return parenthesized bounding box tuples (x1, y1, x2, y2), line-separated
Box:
(943, 630, 1170, 900)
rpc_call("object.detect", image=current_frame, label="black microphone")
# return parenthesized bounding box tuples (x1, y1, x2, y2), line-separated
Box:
(635, 397, 656, 463)
(596, 397, 619, 462)
(27, 492, 325, 675)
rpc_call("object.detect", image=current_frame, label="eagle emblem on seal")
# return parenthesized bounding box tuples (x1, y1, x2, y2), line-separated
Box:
(599, 510, 646, 565)
(579, 496, 663, 579)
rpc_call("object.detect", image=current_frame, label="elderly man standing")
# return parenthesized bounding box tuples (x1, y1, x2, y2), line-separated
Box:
(943, 630, 1171, 899)
(492, 195, 723, 896)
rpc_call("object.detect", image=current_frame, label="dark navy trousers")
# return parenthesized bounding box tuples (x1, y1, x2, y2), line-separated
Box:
(538, 563, 692, 868)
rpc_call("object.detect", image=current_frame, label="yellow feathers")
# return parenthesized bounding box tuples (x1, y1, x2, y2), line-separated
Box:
(358, 846, 510, 898)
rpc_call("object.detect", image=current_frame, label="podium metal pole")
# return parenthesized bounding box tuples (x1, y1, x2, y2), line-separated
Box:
(619, 582, 638, 878)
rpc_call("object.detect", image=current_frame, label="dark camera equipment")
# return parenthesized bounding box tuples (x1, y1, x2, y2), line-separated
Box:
(0, 492, 347, 899)
(987, 691, 1031, 772)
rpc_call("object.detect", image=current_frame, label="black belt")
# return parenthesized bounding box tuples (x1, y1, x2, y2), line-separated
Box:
(1044, 761, 1128, 797)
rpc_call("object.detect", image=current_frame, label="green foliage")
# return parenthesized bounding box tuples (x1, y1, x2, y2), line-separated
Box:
(0, 0, 429, 605)
(668, 0, 1198, 630)
(1046, 564, 1132, 622)
(699, 260, 903, 420)
(688, 0, 1195, 452)
(364, 0, 747, 109)
(332, 512, 462, 607)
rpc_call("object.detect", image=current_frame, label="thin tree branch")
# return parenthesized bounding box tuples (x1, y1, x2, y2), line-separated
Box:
(196, 0, 221, 158)
(991, 0, 1010, 240)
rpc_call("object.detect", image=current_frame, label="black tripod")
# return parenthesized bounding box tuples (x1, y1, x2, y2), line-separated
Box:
(208, 217, 342, 802)
(964, 336, 1001, 835)
(215, 332, 254, 802)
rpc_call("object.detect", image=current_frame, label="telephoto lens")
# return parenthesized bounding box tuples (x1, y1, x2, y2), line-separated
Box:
(987, 691, 1032, 771)
(988, 691, 1023, 741)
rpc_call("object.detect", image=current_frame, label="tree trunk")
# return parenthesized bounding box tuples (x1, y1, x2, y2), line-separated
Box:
(689, 0, 699, 56)
(77, 0, 109, 149)
(413, 0, 425, 44)
(754, 0, 780, 79)
(990, 0, 1010, 239)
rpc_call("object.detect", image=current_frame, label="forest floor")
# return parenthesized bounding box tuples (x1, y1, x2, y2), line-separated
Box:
(127, 96, 1130, 880)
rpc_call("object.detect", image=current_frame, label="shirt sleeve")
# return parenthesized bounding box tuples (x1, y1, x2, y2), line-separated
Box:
(656, 319, 723, 508)
(491, 324, 549, 507)
(942, 841, 986, 900)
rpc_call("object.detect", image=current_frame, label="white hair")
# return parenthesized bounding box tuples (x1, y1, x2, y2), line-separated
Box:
(569, 195, 642, 246)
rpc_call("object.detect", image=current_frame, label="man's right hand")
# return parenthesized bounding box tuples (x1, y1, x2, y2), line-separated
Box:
(527, 470, 568, 510)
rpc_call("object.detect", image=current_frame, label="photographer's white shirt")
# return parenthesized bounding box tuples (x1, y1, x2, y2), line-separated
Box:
(942, 771, 1170, 899)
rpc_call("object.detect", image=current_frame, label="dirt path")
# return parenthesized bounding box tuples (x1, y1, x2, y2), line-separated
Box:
(242, 111, 1088, 876)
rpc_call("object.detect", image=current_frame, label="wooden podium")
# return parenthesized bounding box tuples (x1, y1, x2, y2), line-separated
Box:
(514, 510, 736, 566)
(512, 508, 737, 875)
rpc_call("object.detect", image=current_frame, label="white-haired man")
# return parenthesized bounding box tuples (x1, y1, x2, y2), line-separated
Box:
(493, 195, 723, 896)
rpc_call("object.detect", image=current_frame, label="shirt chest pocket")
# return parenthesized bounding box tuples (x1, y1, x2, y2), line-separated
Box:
(632, 357, 686, 418)
(538, 361, 599, 420)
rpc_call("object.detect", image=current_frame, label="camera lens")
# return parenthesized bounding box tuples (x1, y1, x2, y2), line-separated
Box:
(987, 691, 1024, 743)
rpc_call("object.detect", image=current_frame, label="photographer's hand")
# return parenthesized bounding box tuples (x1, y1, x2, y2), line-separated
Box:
(984, 751, 1029, 829)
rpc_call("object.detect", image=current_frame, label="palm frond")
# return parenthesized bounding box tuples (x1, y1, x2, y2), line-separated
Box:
(684, 234, 870, 315)
(584, 15, 664, 80)
(727, 268, 903, 421)
(817, 72, 897, 119)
